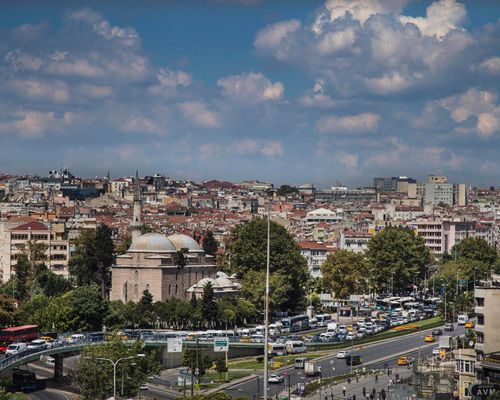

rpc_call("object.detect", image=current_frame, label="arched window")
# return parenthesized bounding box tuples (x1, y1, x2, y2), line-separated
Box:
(146, 284, 151, 292)
(202, 270, 205, 279)
(134, 284, 139, 299)
(168, 284, 171, 295)
(123, 282, 128, 303)
(134, 270, 139, 282)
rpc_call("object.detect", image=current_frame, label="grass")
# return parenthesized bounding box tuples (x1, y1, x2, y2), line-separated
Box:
(205, 370, 252, 383)
(228, 352, 329, 370)
(8, 393, 29, 400)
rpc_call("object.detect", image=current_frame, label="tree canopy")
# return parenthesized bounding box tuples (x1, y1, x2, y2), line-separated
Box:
(202, 231, 219, 256)
(366, 226, 431, 293)
(230, 218, 309, 312)
(450, 237, 498, 267)
(321, 250, 370, 299)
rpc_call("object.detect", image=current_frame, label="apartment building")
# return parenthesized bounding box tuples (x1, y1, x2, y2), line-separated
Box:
(339, 230, 371, 253)
(0, 220, 71, 281)
(454, 348, 476, 400)
(474, 275, 500, 386)
(298, 241, 328, 279)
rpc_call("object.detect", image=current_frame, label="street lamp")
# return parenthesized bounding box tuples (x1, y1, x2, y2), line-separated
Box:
(85, 353, 145, 399)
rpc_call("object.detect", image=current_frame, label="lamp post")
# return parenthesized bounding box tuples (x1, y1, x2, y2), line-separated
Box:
(263, 190, 274, 400)
(85, 354, 145, 399)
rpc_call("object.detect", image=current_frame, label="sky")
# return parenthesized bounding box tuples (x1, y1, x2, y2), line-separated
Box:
(0, 0, 499, 187)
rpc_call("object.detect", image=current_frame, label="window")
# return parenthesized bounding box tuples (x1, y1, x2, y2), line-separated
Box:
(134, 270, 139, 282)
(477, 315, 484, 325)
(134, 284, 139, 299)
(175, 284, 178, 294)
(476, 297, 484, 307)
(168, 284, 171, 295)
(146, 284, 150, 292)
(123, 282, 128, 303)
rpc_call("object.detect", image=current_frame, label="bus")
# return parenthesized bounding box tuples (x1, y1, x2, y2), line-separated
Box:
(0, 325, 39, 353)
(316, 314, 332, 327)
(281, 315, 310, 333)
(286, 340, 307, 354)
(268, 342, 287, 356)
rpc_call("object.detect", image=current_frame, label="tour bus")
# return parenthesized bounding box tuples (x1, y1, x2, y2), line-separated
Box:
(0, 325, 39, 353)
(286, 340, 307, 354)
(281, 315, 310, 333)
(316, 314, 332, 327)
(268, 342, 287, 356)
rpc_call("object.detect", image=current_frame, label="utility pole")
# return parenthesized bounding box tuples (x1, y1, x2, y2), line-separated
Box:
(263, 191, 272, 400)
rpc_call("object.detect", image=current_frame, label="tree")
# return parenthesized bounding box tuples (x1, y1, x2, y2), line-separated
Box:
(366, 226, 431, 293)
(14, 254, 31, 300)
(277, 184, 298, 197)
(450, 237, 498, 266)
(201, 282, 218, 327)
(0, 295, 16, 327)
(215, 357, 228, 382)
(137, 289, 154, 327)
(230, 219, 309, 312)
(76, 336, 159, 399)
(69, 225, 115, 297)
(174, 248, 189, 270)
(115, 233, 132, 255)
(202, 231, 219, 256)
(322, 250, 370, 299)
(68, 285, 109, 331)
(240, 270, 292, 314)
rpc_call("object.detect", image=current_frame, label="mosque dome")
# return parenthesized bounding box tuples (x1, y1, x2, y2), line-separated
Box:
(128, 233, 176, 253)
(167, 233, 203, 252)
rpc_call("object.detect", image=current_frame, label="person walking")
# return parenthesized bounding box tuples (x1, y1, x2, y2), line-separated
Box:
(363, 386, 366, 397)
(375, 374, 378, 384)
(380, 389, 386, 400)
(387, 369, 390, 376)
(356, 375, 359, 383)
(343, 384, 347, 397)
(353, 395, 356, 400)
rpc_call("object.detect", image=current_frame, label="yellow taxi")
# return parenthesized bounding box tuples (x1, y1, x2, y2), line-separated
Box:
(240, 336, 252, 343)
(39, 336, 54, 343)
(397, 356, 410, 366)
(465, 321, 475, 329)
(424, 335, 436, 343)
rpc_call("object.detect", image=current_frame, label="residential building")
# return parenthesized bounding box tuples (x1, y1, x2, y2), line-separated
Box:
(428, 175, 449, 184)
(454, 348, 476, 400)
(425, 182, 454, 206)
(298, 241, 328, 278)
(339, 230, 371, 253)
(316, 187, 376, 203)
(305, 208, 342, 224)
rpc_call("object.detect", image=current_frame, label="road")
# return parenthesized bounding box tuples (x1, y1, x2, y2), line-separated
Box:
(28, 389, 69, 400)
(224, 325, 464, 398)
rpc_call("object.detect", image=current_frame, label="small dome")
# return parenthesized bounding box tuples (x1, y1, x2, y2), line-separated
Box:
(196, 277, 220, 288)
(167, 233, 203, 252)
(128, 233, 176, 253)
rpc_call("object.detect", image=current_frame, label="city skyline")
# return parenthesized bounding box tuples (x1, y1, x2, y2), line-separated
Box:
(1, 0, 500, 186)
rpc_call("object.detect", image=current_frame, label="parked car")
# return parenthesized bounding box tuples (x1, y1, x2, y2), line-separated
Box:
(268, 374, 284, 384)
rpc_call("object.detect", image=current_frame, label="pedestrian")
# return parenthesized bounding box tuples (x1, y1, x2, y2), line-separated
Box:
(363, 386, 366, 397)
(375, 374, 378, 384)
(395, 371, 399, 382)
(387, 369, 390, 376)
(353, 395, 356, 400)
(380, 389, 386, 400)
(369, 394, 374, 400)
(343, 385, 347, 397)
(356, 375, 359, 383)
(348, 378, 352, 384)
(372, 388, 376, 397)
(348, 395, 352, 400)
(389, 379, 393, 386)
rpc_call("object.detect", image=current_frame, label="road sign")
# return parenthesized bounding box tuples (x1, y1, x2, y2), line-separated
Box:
(167, 338, 183, 353)
(214, 337, 229, 352)
(470, 384, 499, 397)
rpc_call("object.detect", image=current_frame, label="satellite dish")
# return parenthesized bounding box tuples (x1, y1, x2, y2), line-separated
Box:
(469, 341, 474, 347)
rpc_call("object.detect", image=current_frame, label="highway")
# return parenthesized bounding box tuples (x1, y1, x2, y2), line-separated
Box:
(28, 389, 69, 400)
(223, 325, 464, 398)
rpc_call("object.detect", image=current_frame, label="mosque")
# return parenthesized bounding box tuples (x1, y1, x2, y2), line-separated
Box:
(110, 180, 218, 302)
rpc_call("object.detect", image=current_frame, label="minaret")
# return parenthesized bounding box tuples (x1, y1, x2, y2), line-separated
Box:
(131, 171, 142, 241)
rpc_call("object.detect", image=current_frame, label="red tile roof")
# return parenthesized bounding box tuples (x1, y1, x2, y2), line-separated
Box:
(11, 220, 49, 231)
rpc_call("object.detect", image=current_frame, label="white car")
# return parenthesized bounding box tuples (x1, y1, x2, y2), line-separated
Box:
(337, 350, 348, 359)
(5, 342, 27, 356)
(432, 347, 440, 356)
(268, 374, 284, 384)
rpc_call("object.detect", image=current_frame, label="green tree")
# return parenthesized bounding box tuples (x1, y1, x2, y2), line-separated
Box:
(69, 225, 115, 297)
(0, 295, 16, 327)
(14, 254, 31, 300)
(202, 231, 219, 256)
(35, 265, 72, 297)
(201, 282, 218, 327)
(366, 226, 431, 293)
(76, 336, 159, 399)
(137, 289, 154, 327)
(240, 270, 292, 313)
(215, 357, 228, 382)
(322, 250, 370, 299)
(174, 248, 189, 270)
(230, 218, 309, 312)
(450, 237, 498, 266)
(18, 294, 72, 332)
(115, 233, 132, 255)
(68, 285, 109, 331)
(277, 184, 298, 196)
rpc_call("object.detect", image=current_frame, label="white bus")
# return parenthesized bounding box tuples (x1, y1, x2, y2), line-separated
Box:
(286, 340, 307, 354)
(268, 342, 287, 356)
(316, 314, 332, 327)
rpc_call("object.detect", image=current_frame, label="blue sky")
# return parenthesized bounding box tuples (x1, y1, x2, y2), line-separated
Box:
(0, 0, 499, 187)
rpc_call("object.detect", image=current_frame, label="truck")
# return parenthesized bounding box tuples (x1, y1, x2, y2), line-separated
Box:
(439, 335, 452, 349)
(326, 322, 338, 333)
(304, 360, 321, 377)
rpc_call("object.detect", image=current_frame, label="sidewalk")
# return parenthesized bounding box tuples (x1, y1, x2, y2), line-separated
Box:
(306, 368, 413, 400)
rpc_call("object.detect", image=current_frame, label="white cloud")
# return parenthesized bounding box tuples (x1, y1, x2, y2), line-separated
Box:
(260, 140, 284, 157)
(317, 28, 357, 54)
(179, 101, 220, 128)
(77, 83, 112, 98)
(228, 139, 259, 155)
(217, 72, 284, 102)
(364, 72, 414, 94)
(4, 50, 44, 71)
(121, 115, 165, 135)
(479, 57, 500, 75)
(0, 110, 77, 138)
(399, 0, 466, 39)
(438, 88, 500, 138)
(299, 79, 335, 108)
(7, 79, 70, 103)
(254, 20, 301, 60)
(317, 113, 380, 134)
(337, 152, 359, 168)
(148, 68, 191, 97)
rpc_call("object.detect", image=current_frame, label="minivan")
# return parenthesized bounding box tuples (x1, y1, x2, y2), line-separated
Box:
(5, 342, 27, 356)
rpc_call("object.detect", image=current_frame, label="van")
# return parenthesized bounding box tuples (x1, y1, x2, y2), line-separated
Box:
(457, 314, 468, 325)
(294, 357, 307, 369)
(5, 343, 27, 356)
(70, 334, 86, 343)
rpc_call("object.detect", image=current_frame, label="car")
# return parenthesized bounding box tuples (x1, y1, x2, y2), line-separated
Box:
(444, 323, 454, 331)
(432, 347, 440, 356)
(27, 339, 48, 351)
(268, 374, 284, 384)
(424, 335, 435, 343)
(397, 357, 410, 366)
(432, 329, 443, 336)
(337, 351, 348, 359)
(5, 342, 27, 356)
(465, 321, 475, 329)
